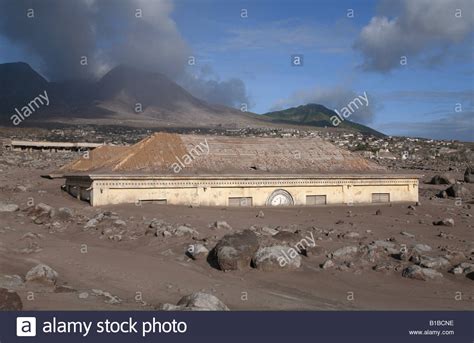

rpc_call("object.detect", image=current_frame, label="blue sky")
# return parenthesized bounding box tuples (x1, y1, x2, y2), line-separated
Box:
(173, 0, 473, 141)
(0, 0, 472, 141)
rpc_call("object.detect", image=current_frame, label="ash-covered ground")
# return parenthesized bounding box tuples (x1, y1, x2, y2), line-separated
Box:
(0, 126, 473, 311)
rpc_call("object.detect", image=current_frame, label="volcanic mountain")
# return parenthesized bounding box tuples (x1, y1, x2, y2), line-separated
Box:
(0, 62, 50, 113)
(263, 104, 384, 136)
(0, 62, 383, 135)
(0, 62, 264, 127)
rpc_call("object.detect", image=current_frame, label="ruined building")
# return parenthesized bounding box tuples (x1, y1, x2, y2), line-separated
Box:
(51, 133, 419, 206)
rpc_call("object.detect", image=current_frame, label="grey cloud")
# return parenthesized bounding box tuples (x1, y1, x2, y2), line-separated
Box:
(0, 0, 189, 81)
(179, 66, 251, 109)
(271, 86, 376, 124)
(354, 0, 474, 72)
(0, 0, 249, 109)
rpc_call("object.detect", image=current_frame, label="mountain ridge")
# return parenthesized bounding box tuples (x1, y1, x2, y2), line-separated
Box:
(263, 103, 384, 136)
(0, 62, 383, 135)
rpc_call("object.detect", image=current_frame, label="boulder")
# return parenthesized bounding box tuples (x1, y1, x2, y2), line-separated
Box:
(56, 207, 74, 220)
(34, 203, 55, 217)
(0, 275, 24, 290)
(321, 259, 335, 269)
(433, 218, 454, 227)
(438, 190, 448, 198)
(149, 218, 167, 229)
(159, 303, 196, 311)
(343, 232, 360, 239)
(174, 225, 198, 237)
(449, 262, 474, 275)
(430, 175, 455, 185)
(331, 246, 358, 259)
(25, 264, 58, 285)
(400, 231, 415, 238)
(0, 288, 22, 310)
(0, 202, 19, 212)
(445, 184, 470, 198)
(113, 219, 126, 227)
(464, 166, 474, 183)
(212, 221, 232, 230)
(261, 226, 279, 236)
(176, 292, 229, 310)
(187, 244, 209, 260)
(215, 230, 259, 271)
(252, 246, 301, 271)
(413, 244, 432, 253)
(91, 289, 121, 304)
(84, 218, 99, 229)
(272, 230, 306, 245)
(419, 256, 450, 269)
(402, 265, 443, 280)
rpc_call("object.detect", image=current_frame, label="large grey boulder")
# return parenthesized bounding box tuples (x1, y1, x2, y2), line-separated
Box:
(402, 265, 443, 281)
(215, 230, 259, 271)
(252, 245, 301, 271)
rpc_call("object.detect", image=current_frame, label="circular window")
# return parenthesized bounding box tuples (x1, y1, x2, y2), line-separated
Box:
(267, 189, 294, 206)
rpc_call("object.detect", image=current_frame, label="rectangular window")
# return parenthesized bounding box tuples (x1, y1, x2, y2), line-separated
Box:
(140, 199, 167, 205)
(372, 193, 390, 203)
(306, 195, 327, 205)
(228, 197, 253, 207)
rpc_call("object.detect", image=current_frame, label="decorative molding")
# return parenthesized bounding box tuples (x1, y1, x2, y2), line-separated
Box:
(88, 178, 418, 189)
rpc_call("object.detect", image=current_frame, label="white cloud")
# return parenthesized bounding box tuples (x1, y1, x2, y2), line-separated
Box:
(354, 0, 474, 72)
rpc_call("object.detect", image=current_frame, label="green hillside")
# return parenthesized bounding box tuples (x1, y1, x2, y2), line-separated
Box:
(263, 103, 384, 136)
